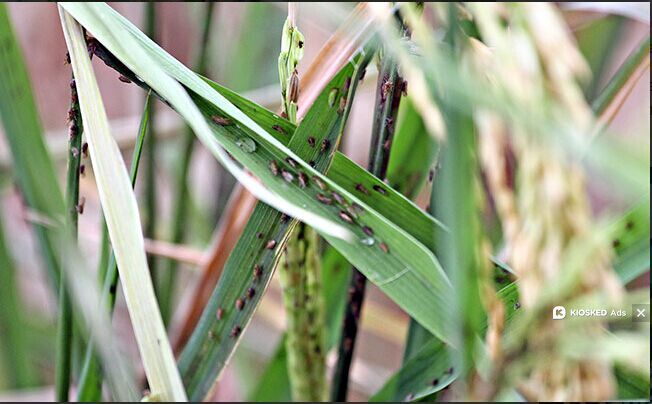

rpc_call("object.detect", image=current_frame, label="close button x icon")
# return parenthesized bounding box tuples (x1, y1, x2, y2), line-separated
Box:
(632, 304, 650, 322)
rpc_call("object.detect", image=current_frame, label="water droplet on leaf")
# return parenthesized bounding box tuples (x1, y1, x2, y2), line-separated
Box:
(328, 88, 338, 107)
(235, 137, 256, 153)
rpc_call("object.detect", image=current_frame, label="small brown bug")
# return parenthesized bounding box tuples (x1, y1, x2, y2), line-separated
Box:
(308, 160, 316, 168)
(281, 170, 294, 183)
(71, 147, 79, 158)
(379, 242, 389, 254)
(362, 226, 374, 237)
(385, 116, 395, 133)
(265, 240, 277, 250)
(82, 142, 88, 157)
(381, 76, 393, 102)
(230, 326, 241, 338)
(445, 367, 454, 375)
(316, 194, 333, 205)
(288, 70, 299, 103)
(269, 160, 280, 176)
(349, 203, 364, 215)
(285, 157, 298, 168)
(272, 124, 287, 135)
(342, 77, 352, 92)
(253, 265, 263, 280)
(383, 137, 392, 151)
(312, 176, 327, 191)
(298, 172, 308, 188)
(247, 287, 256, 299)
(355, 183, 369, 194)
(339, 210, 353, 224)
(216, 308, 224, 320)
(211, 115, 232, 126)
(118, 75, 132, 83)
(338, 96, 347, 114)
(431, 378, 439, 386)
(280, 213, 290, 223)
(69, 124, 78, 139)
(346, 205, 359, 219)
(79, 164, 85, 176)
(331, 191, 345, 205)
(235, 298, 245, 310)
(373, 185, 387, 195)
(513, 302, 521, 310)
(321, 139, 330, 153)
(256, 232, 264, 239)
(307, 136, 316, 147)
(76, 196, 86, 215)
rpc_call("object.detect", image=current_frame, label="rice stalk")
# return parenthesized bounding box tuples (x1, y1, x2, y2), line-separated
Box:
(332, 11, 408, 401)
(55, 62, 84, 402)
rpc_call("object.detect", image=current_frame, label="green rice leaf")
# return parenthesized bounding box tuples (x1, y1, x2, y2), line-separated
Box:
(59, 9, 186, 401)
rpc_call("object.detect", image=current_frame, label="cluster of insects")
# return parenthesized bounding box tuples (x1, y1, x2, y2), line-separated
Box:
(68, 77, 88, 216)
(267, 145, 392, 255)
(213, 224, 291, 340)
(207, 81, 400, 344)
(213, 259, 266, 340)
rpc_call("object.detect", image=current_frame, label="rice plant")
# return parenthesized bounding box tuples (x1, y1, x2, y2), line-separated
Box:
(0, 2, 649, 402)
